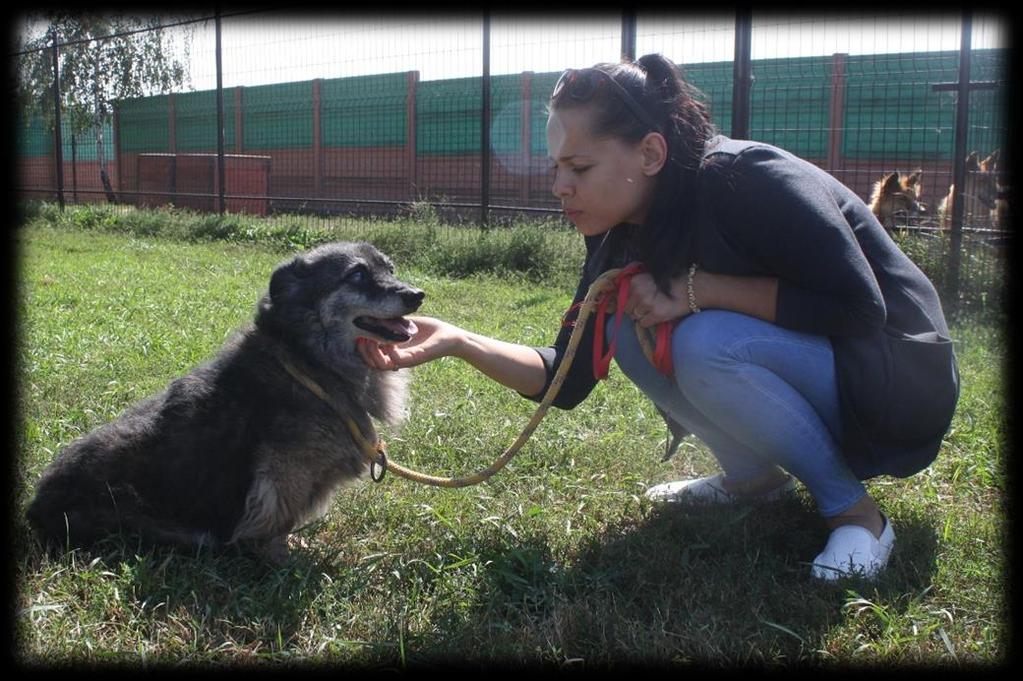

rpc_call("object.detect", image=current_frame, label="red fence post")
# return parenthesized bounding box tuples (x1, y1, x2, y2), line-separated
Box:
(520, 71, 532, 203)
(827, 52, 847, 171)
(313, 79, 323, 200)
(407, 71, 419, 201)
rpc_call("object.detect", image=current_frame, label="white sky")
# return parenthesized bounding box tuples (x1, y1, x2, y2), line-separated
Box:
(183, 12, 1008, 90)
(16, 11, 1009, 92)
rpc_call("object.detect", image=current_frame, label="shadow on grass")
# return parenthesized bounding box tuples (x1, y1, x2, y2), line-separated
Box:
(16, 494, 939, 667)
(16, 524, 332, 663)
(408, 497, 941, 665)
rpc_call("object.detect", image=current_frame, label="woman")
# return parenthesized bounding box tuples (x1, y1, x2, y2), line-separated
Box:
(359, 54, 959, 581)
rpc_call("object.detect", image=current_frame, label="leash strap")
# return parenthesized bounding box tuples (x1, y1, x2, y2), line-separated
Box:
(592, 263, 675, 379)
(592, 263, 640, 379)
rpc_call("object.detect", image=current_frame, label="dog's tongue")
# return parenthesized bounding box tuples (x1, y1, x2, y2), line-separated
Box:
(376, 317, 418, 339)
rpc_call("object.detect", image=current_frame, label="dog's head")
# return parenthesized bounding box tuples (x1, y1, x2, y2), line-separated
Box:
(256, 242, 424, 368)
(870, 170, 924, 223)
(966, 150, 1000, 210)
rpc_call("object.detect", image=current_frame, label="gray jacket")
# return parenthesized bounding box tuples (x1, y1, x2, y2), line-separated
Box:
(528, 136, 959, 480)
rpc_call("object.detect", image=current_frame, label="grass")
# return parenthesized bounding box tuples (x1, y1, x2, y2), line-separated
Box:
(16, 201, 585, 287)
(14, 215, 1008, 668)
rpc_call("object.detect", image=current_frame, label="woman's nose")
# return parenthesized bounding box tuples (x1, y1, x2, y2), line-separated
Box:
(551, 170, 572, 198)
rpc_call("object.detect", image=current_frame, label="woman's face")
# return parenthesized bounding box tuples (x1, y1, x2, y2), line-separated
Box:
(546, 106, 660, 237)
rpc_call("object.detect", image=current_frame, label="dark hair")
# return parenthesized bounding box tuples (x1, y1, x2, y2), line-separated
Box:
(549, 53, 717, 291)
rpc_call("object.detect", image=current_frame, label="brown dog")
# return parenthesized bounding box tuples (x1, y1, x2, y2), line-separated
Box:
(939, 150, 1000, 229)
(868, 169, 924, 230)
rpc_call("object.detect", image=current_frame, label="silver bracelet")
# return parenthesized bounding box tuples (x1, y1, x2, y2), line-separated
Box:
(686, 263, 701, 314)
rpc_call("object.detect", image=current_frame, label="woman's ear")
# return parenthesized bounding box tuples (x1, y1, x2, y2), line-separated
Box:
(638, 131, 668, 176)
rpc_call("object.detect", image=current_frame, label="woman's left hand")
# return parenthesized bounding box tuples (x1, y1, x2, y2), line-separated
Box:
(623, 269, 689, 328)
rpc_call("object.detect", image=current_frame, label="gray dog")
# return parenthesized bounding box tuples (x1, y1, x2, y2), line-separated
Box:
(26, 241, 424, 561)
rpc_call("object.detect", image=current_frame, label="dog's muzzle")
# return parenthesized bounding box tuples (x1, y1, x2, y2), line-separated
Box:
(354, 288, 425, 343)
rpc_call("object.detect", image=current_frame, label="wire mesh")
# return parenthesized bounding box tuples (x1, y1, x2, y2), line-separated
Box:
(13, 11, 1010, 315)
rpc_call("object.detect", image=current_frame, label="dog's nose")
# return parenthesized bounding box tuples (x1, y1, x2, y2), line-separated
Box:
(403, 288, 425, 310)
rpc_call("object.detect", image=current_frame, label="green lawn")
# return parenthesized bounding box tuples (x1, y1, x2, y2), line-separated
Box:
(14, 223, 1006, 667)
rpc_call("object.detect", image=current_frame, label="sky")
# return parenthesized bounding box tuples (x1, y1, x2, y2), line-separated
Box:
(14, 11, 1009, 94)
(181, 12, 1008, 90)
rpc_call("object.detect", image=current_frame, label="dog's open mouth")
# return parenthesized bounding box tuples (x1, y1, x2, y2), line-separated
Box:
(354, 316, 419, 343)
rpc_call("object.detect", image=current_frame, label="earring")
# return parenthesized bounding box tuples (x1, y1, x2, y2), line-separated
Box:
(626, 177, 635, 184)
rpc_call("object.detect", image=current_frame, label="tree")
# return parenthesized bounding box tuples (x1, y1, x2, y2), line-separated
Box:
(16, 12, 194, 203)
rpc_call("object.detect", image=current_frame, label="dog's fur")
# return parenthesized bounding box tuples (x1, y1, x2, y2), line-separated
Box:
(868, 169, 924, 230)
(938, 150, 1000, 228)
(26, 242, 424, 561)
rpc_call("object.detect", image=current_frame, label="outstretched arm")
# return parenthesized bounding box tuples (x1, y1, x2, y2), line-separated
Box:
(358, 317, 548, 398)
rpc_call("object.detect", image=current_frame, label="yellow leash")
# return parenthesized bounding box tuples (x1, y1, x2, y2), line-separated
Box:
(279, 267, 659, 488)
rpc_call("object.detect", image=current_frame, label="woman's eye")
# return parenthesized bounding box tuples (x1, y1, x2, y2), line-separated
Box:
(573, 166, 592, 174)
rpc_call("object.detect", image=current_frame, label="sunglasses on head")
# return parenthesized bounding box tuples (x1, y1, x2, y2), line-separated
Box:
(552, 67, 661, 134)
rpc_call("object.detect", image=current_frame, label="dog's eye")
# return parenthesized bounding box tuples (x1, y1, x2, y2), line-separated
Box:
(346, 265, 369, 284)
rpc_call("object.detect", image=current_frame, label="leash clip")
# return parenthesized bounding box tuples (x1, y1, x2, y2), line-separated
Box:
(370, 442, 388, 483)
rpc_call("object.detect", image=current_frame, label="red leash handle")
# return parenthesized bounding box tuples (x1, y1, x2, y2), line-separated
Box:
(592, 264, 675, 380)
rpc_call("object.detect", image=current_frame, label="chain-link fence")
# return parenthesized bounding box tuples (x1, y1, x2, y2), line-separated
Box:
(13, 10, 1010, 315)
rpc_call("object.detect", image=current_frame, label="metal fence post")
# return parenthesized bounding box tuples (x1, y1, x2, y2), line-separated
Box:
(215, 9, 227, 215)
(731, 8, 753, 140)
(621, 10, 637, 62)
(945, 9, 973, 311)
(481, 10, 491, 228)
(50, 31, 65, 211)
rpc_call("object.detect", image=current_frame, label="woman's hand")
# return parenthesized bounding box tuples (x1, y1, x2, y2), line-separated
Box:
(357, 316, 548, 396)
(623, 269, 689, 328)
(357, 316, 464, 371)
(624, 264, 780, 327)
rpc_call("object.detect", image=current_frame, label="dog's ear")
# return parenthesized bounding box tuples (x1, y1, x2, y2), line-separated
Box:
(881, 172, 901, 194)
(981, 149, 999, 172)
(268, 255, 309, 302)
(256, 254, 316, 333)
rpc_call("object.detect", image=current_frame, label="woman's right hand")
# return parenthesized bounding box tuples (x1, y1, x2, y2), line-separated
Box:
(357, 316, 464, 371)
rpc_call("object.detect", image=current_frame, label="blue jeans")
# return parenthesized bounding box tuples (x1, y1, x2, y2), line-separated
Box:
(611, 310, 866, 517)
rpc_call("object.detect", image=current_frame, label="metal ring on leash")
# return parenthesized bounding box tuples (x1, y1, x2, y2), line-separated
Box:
(370, 445, 388, 482)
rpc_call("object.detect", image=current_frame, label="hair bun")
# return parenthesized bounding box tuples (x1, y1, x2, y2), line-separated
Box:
(636, 53, 675, 85)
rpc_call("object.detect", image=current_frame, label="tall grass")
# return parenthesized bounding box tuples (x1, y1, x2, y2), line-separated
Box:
(17, 201, 584, 286)
(14, 211, 1007, 667)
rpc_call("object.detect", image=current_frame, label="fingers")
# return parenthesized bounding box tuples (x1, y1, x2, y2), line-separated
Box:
(635, 313, 656, 329)
(381, 343, 404, 370)
(623, 272, 655, 319)
(631, 299, 682, 328)
(624, 289, 655, 323)
(357, 337, 399, 371)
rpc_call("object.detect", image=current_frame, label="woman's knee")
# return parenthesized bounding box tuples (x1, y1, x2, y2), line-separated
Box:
(672, 311, 736, 392)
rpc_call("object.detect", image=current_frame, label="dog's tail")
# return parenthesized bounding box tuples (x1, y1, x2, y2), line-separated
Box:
(26, 475, 210, 553)
(25, 483, 108, 552)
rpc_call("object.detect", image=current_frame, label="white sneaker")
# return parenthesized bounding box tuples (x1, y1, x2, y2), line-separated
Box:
(811, 514, 895, 581)
(644, 472, 797, 505)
